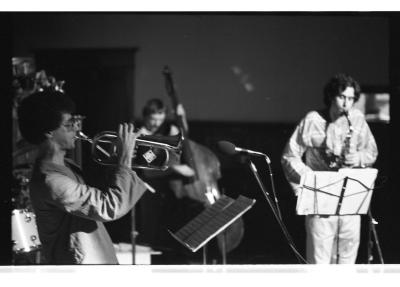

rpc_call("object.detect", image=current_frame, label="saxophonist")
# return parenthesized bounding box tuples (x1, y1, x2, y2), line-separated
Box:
(281, 74, 378, 264)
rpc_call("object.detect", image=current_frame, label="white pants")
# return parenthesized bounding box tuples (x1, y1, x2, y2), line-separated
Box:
(305, 215, 361, 264)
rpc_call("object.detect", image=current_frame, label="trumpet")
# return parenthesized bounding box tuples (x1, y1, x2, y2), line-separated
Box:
(76, 130, 183, 171)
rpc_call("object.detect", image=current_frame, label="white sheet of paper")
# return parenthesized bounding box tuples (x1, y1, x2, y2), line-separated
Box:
(296, 168, 378, 215)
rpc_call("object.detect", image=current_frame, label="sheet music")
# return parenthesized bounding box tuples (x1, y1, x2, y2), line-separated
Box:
(170, 195, 255, 252)
(296, 168, 378, 215)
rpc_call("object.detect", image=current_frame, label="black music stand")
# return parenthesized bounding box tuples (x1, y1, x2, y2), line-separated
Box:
(169, 195, 255, 263)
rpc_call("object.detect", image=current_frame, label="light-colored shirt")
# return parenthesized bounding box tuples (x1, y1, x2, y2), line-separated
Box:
(30, 159, 147, 264)
(281, 108, 378, 195)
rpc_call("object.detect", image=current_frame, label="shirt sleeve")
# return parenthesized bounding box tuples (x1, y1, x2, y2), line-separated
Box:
(356, 119, 378, 167)
(281, 118, 313, 195)
(45, 165, 148, 222)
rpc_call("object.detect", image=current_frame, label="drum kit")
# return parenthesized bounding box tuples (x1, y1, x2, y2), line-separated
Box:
(12, 140, 42, 263)
(11, 63, 65, 263)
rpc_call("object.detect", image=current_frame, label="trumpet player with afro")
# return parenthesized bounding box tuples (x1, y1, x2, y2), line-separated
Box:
(281, 73, 378, 264)
(17, 90, 148, 264)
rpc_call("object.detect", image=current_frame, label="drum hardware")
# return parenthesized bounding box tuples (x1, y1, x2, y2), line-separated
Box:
(12, 171, 32, 210)
(12, 209, 41, 253)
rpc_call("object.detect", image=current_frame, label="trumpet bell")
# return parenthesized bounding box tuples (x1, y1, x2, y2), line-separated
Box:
(133, 144, 174, 171)
(81, 131, 182, 171)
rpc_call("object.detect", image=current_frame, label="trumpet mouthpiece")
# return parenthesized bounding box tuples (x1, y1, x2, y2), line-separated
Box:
(76, 131, 92, 143)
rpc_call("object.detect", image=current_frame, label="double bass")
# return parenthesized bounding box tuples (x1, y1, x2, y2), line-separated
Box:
(162, 66, 244, 254)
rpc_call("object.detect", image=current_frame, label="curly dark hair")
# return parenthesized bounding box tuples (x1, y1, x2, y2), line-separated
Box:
(17, 90, 76, 144)
(323, 73, 361, 107)
(142, 98, 166, 118)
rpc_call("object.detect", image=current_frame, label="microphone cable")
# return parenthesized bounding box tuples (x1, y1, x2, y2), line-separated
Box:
(217, 140, 308, 263)
(260, 158, 308, 264)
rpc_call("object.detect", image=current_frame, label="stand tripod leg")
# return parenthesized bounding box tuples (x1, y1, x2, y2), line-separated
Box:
(220, 232, 227, 265)
(247, 159, 307, 264)
(131, 208, 136, 265)
(368, 209, 384, 264)
(335, 216, 341, 264)
(35, 250, 41, 264)
(203, 245, 207, 265)
(367, 215, 373, 263)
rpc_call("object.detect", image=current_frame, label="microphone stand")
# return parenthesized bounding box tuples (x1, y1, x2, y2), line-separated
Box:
(367, 209, 384, 264)
(265, 158, 282, 221)
(246, 157, 307, 263)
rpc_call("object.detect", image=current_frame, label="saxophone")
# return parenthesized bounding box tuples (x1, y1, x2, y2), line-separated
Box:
(327, 111, 353, 169)
(341, 111, 354, 164)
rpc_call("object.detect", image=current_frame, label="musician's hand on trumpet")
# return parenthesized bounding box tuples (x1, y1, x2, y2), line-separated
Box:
(342, 151, 361, 168)
(117, 123, 139, 168)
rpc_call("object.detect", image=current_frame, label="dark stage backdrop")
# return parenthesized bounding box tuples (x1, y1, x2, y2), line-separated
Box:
(34, 48, 137, 168)
(34, 49, 137, 135)
(12, 13, 389, 123)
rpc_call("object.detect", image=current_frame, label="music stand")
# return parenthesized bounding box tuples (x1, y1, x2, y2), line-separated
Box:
(296, 168, 378, 216)
(169, 195, 255, 256)
(296, 168, 379, 264)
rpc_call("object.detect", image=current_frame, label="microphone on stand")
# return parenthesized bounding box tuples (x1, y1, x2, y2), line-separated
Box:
(217, 141, 271, 164)
(217, 140, 304, 262)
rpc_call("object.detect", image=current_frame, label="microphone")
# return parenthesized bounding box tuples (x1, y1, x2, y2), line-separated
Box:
(217, 141, 271, 163)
